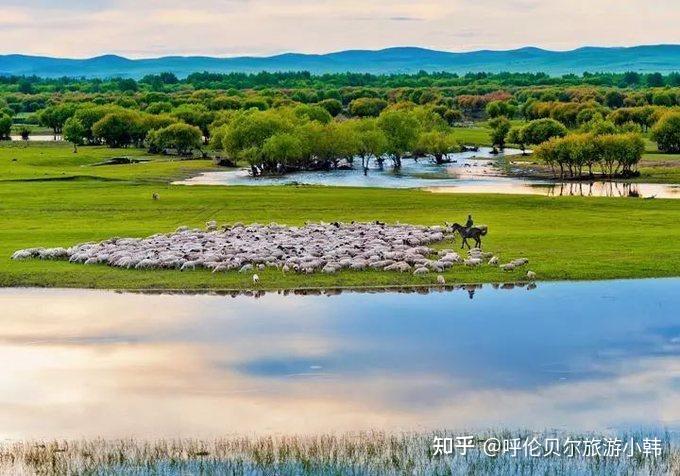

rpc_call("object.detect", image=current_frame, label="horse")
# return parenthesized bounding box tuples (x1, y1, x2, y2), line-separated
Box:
(446, 222, 488, 249)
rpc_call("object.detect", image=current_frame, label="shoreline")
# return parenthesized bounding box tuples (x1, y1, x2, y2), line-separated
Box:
(1, 274, 678, 294)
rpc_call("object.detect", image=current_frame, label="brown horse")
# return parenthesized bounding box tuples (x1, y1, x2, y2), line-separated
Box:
(447, 222, 488, 249)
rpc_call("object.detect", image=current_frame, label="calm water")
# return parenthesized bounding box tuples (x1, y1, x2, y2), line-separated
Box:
(1, 279, 678, 439)
(9, 135, 61, 142)
(427, 180, 680, 198)
(174, 147, 522, 189)
(174, 147, 679, 198)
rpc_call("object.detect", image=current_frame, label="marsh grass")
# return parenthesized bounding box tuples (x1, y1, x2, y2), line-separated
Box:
(1, 431, 677, 475)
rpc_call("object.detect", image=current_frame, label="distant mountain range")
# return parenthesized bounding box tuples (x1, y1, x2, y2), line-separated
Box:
(1, 45, 679, 79)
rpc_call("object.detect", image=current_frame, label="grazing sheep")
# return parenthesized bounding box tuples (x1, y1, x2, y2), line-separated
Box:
(511, 258, 529, 267)
(252, 274, 260, 284)
(385, 262, 411, 272)
(488, 256, 499, 266)
(152, 193, 159, 200)
(527, 270, 537, 280)
(464, 258, 482, 267)
(501, 263, 516, 271)
(322, 265, 338, 274)
(11, 249, 35, 260)
(12, 222, 509, 277)
(413, 267, 429, 275)
(436, 275, 446, 285)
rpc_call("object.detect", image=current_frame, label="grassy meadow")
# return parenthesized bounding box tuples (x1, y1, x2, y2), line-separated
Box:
(1, 141, 680, 290)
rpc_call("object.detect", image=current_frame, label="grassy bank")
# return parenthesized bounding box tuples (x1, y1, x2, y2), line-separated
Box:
(1, 432, 676, 475)
(506, 151, 680, 184)
(1, 142, 679, 289)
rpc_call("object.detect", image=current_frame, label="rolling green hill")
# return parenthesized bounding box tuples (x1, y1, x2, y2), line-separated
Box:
(1, 45, 679, 79)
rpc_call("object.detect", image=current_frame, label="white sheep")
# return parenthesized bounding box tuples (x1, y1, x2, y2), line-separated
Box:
(488, 256, 499, 266)
(11, 249, 34, 260)
(464, 258, 482, 267)
(11, 222, 504, 277)
(252, 274, 260, 284)
(437, 275, 446, 285)
(527, 270, 537, 280)
(511, 258, 529, 267)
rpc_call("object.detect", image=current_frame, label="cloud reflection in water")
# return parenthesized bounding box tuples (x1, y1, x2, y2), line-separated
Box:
(0, 279, 678, 438)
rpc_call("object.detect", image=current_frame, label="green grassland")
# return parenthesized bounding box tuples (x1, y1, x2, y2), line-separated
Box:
(637, 152, 680, 183)
(1, 141, 679, 290)
(451, 126, 491, 145)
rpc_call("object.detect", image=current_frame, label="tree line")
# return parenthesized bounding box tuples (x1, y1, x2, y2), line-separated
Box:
(2, 70, 680, 94)
(534, 133, 645, 178)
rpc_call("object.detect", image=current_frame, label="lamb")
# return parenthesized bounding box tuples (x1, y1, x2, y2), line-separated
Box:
(252, 274, 260, 284)
(488, 256, 499, 266)
(413, 267, 429, 275)
(526, 270, 537, 280)
(501, 263, 516, 271)
(436, 275, 446, 285)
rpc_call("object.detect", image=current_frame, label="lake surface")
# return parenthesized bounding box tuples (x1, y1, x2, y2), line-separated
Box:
(1, 279, 678, 439)
(174, 147, 679, 198)
(9, 135, 62, 142)
(427, 180, 680, 198)
(175, 147, 522, 189)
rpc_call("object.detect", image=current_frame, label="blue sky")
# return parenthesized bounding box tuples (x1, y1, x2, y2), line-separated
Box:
(0, 0, 678, 58)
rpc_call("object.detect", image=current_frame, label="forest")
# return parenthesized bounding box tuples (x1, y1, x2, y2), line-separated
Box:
(1, 70, 679, 179)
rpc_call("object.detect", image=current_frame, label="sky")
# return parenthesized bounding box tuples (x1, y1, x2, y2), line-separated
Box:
(0, 0, 678, 58)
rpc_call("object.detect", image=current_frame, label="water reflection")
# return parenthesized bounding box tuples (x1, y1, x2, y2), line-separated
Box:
(427, 181, 680, 199)
(121, 283, 496, 300)
(173, 147, 522, 189)
(0, 279, 678, 439)
(173, 146, 680, 199)
(9, 135, 61, 142)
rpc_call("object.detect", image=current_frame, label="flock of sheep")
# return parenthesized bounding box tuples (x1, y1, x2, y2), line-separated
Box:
(11, 221, 535, 282)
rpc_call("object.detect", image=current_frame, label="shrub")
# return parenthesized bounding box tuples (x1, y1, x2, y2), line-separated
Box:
(651, 112, 680, 153)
